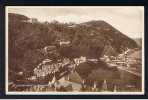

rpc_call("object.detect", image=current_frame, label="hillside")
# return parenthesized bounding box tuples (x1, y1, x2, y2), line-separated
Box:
(8, 13, 138, 81)
(80, 20, 138, 55)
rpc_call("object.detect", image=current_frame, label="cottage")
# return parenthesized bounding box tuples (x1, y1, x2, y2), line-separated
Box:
(59, 41, 70, 46)
(28, 18, 38, 23)
(44, 46, 56, 54)
(58, 74, 82, 91)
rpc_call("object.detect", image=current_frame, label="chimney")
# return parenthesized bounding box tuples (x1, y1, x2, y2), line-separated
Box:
(93, 81, 97, 89)
(102, 79, 108, 91)
(113, 85, 117, 92)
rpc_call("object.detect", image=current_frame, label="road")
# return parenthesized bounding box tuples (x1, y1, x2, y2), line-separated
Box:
(117, 66, 141, 77)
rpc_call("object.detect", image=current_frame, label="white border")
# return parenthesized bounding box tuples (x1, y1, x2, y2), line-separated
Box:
(5, 6, 145, 95)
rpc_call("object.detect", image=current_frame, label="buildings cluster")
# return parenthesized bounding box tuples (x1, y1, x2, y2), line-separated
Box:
(26, 55, 115, 92)
(100, 48, 141, 68)
(32, 58, 72, 78)
(24, 73, 118, 92)
(32, 56, 88, 79)
(21, 18, 38, 23)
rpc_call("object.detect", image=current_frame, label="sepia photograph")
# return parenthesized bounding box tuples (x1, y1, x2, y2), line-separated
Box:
(5, 6, 144, 95)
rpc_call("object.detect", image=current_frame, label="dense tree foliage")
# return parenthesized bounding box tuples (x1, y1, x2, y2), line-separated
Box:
(8, 13, 138, 82)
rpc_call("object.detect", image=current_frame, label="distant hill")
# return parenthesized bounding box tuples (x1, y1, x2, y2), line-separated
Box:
(77, 20, 138, 56)
(134, 38, 142, 48)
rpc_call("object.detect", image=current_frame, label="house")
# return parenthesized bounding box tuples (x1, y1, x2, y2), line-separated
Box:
(47, 75, 81, 91)
(87, 58, 98, 62)
(22, 18, 38, 23)
(28, 18, 38, 23)
(58, 71, 82, 91)
(80, 56, 86, 62)
(27, 76, 37, 80)
(42, 59, 52, 64)
(68, 25, 76, 28)
(43, 46, 57, 54)
(49, 70, 83, 92)
(107, 63, 118, 68)
(100, 55, 111, 62)
(74, 56, 86, 66)
(68, 71, 83, 84)
(59, 41, 70, 46)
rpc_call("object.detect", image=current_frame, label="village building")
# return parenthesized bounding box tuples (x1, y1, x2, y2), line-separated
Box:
(48, 69, 83, 92)
(28, 18, 38, 23)
(87, 58, 98, 62)
(74, 56, 86, 66)
(21, 18, 38, 23)
(68, 25, 76, 28)
(59, 41, 70, 46)
(43, 45, 57, 54)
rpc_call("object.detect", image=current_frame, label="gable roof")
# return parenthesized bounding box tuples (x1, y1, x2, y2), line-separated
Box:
(68, 71, 83, 84)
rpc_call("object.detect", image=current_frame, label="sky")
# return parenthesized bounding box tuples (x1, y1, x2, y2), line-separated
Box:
(7, 6, 144, 38)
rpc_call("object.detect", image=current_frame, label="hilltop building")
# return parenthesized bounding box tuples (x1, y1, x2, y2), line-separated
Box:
(22, 18, 38, 23)
(28, 18, 38, 23)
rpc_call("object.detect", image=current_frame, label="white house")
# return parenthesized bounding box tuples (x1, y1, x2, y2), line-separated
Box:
(60, 41, 70, 46)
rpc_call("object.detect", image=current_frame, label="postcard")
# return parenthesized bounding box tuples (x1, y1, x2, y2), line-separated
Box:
(5, 6, 144, 95)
